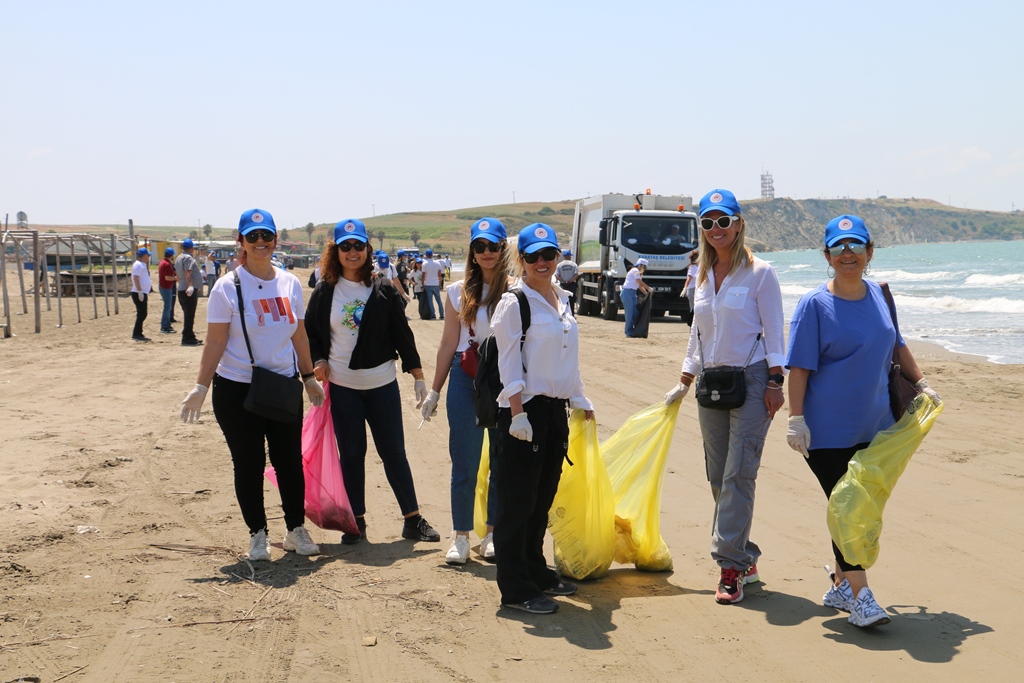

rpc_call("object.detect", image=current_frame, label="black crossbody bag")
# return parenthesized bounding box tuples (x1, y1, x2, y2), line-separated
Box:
(235, 272, 303, 423)
(695, 332, 762, 411)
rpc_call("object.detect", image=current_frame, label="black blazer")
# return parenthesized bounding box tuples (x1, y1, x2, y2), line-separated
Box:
(305, 277, 421, 374)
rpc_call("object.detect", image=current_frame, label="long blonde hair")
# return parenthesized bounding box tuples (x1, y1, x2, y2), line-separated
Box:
(459, 241, 513, 328)
(697, 216, 753, 286)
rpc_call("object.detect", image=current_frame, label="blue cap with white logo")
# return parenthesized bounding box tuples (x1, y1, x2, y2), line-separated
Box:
(698, 189, 742, 217)
(333, 219, 369, 244)
(377, 254, 390, 269)
(517, 223, 560, 254)
(824, 215, 871, 248)
(470, 217, 507, 243)
(238, 208, 277, 235)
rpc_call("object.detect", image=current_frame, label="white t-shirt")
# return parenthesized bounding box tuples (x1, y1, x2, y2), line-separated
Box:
(207, 268, 304, 383)
(686, 263, 699, 289)
(422, 259, 443, 286)
(623, 267, 643, 290)
(375, 263, 397, 281)
(328, 279, 397, 390)
(131, 260, 152, 294)
(555, 260, 578, 284)
(447, 281, 493, 353)
(206, 259, 217, 276)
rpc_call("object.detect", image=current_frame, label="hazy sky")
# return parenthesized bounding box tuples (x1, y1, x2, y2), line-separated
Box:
(3, 1, 1021, 230)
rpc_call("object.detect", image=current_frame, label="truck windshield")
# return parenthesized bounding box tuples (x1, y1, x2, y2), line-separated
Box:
(619, 216, 697, 254)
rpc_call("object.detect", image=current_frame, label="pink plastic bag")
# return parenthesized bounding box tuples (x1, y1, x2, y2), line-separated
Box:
(266, 384, 359, 534)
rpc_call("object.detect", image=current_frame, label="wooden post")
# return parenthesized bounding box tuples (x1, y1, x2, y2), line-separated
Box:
(70, 237, 81, 323)
(111, 234, 119, 315)
(55, 236, 64, 328)
(42, 236, 52, 312)
(16, 236, 28, 314)
(1, 221, 12, 338)
(98, 237, 110, 316)
(32, 231, 41, 333)
(86, 236, 99, 319)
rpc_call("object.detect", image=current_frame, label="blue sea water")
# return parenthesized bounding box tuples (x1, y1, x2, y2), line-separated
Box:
(764, 241, 1024, 364)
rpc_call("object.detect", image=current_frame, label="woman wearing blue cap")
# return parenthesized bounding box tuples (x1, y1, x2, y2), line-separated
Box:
(419, 218, 513, 565)
(306, 219, 440, 545)
(180, 208, 324, 561)
(664, 189, 786, 605)
(784, 214, 941, 628)
(489, 223, 594, 614)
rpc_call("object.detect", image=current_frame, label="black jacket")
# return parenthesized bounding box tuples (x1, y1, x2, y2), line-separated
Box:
(305, 277, 421, 374)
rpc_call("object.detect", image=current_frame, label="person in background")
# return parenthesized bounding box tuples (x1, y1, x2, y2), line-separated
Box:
(158, 247, 178, 334)
(179, 208, 323, 561)
(664, 188, 786, 605)
(683, 250, 699, 319)
(621, 258, 651, 337)
(395, 250, 410, 298)
(490, 223, 594, 615)
(665, 223, 687, 245)
(205, 251, 218, 297)
(555, 249, 579, 316)
(175, 238, 204, 346)
(420, 218, 513, 565)
(785, 214, 941, 629)
(411, 258, 429, 320)
(376, 253, 411, 302)
(306, 218, 440, 546)
(443, 253, 452, 280)
(421, 249, 445, 320)
(131, 247, 152, 342)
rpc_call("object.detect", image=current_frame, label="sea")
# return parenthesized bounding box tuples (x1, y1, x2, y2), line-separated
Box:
(763, 240, 1024, 365)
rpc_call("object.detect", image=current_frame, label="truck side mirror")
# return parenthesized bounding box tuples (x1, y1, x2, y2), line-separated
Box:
(599, 219, 609, 246)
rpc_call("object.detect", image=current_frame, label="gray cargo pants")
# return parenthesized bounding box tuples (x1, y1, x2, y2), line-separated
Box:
(698, 360, 771, 571)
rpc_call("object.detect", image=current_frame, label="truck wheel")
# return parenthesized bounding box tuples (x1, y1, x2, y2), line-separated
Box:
(601, 293, 618, 321)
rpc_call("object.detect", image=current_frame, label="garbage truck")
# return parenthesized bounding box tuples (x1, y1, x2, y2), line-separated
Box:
(569, 192, 698, 323)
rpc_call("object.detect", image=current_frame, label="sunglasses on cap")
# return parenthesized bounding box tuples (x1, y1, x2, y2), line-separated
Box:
(522, 247, 560, 264)
(471, 240, 503, 254)
(827, 241, 867, 257)
(337, 241, 367, 252)
(244, 229, 275, 243)
(700, 216, 740, 231)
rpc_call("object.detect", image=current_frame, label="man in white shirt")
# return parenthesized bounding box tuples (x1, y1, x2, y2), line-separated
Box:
(131, 247, 153, 342)
(205, 252, 218, 296)
(554, 249, 579, 315)
(421, 250, 445, 320)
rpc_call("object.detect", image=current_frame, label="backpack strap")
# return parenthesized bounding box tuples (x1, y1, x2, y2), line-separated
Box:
(514, 288, 530, 372)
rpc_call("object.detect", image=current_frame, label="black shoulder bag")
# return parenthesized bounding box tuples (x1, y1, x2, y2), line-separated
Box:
(880, 282, 921, 421)
(695, 332, 762, 411)
(235, 272, 304, 423)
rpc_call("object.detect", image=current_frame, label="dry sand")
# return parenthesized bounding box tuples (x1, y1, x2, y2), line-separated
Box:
(1, 265, 1022, 682)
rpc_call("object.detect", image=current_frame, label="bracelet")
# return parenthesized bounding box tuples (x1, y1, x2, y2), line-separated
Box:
(767, 383, 783, 391)
(301, 372, 316, 381)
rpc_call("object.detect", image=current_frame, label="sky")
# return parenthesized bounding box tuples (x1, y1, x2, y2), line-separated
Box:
(3, 0, 1022, 230)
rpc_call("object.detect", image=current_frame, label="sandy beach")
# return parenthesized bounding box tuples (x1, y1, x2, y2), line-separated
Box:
(2, 264, 1022, 682)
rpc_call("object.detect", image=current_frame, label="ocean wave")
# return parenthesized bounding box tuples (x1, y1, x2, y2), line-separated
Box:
(894, 294, 1024, 314)
(964, 273, 1024, 287)
(780, 284, 812, 296)
(872, 269, 963, 282)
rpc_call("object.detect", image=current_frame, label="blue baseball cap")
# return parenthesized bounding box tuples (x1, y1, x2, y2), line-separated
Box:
(396, 249, 406, 256)
(333, 219, 368, 244)
(182, 238, 194, 249)
(415, 257, 423, 263)
(825, 215, 871, 248)
(425, 248, 433, 256)
(471, 218, 507, 243)
(699, 189, 742, 217)
(377, 254, 390, 268)
(238, 208, 277, 236)
(137, 247, 150, 257)
(164, 247, 175, 257)
(563, 249, 572, 256)
(517, 223, 560, 254)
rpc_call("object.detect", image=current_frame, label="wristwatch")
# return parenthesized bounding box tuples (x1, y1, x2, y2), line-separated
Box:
(768, 373, 785, 385)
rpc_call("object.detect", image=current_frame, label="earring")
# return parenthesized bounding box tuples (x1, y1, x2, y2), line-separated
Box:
(827, 265, 836, 278)
(864, 263, 871, 276)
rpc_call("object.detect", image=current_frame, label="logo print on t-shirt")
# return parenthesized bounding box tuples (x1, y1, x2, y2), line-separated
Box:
(250, 297, 295, 327)
(342, 299, 365, 331)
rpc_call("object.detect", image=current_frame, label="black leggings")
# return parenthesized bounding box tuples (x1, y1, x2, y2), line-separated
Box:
(211, 374, 306, 534)
(805, 442, 871, 573)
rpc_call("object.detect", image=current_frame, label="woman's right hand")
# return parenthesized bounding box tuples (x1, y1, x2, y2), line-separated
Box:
(180, 384, 208, 423)
(313, 360, 329, 383)
(786, 416, 811, 458)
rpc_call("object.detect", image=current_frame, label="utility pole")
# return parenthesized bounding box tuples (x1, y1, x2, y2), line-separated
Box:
(512, 191, 516, 204)
(371, 204, 375, 217)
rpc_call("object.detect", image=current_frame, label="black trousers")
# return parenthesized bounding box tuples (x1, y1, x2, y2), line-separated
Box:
(131, 292, 148, 337)
(177, 289, 200, 342)
(211, 374, 306, 534)
(805, 442, 872, 572)
(492, 396, 569, 604)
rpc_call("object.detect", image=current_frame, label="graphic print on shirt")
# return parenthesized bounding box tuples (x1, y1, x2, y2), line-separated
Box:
(250, 297, 296, 327)
(342, 299, 366, 332)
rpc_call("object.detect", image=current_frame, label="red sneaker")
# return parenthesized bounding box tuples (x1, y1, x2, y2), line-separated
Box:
(743, 563, 760, 585)
(716, 567, 744, 604)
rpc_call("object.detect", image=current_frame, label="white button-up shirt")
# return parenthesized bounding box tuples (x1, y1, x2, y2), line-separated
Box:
(491, 282, 593, 410)
(682, 255, 786, 376)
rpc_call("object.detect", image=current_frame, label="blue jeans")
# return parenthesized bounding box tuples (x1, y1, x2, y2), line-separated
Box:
(328, 380, 420, 518)
(159, 287, 175, 330)
(447, 354, 498, 532)
(621, 287, 639, 336)
(424, 285, 443, 320)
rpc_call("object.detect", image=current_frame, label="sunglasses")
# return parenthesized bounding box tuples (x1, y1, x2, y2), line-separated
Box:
(522, 247, 560, 264)
(700, 216, 740, 231)
(471, 240, 503, 254)
(337, 240, 367, 253)
(827, 242, 867, 257)
(244, 229, 275, 243)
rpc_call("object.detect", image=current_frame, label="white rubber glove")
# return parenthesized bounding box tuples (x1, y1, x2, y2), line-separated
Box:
(420, 389, 440, 421)
(509, 412, 534, 442)
(915, 378, 942, 407)
(664, 382, 690, 405)
(786, 416, 811, 458)
(304, 377, 325, 407)
(180, 383, 208, 423)
(413, 379, 428, 406)
(138, 292, 146, 301)
(186, 285, 194, 296)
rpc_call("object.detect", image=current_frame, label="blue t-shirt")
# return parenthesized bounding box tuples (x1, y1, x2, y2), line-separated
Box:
(785, 281, 903, 449)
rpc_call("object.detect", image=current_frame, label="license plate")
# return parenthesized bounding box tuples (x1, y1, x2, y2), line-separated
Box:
(652, 286, 672, 292)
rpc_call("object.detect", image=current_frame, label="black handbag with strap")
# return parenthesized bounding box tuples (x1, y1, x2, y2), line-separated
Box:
(880, 282, 921, 421)
(695, 332, 762, 411)
(234, 272, 303, 423)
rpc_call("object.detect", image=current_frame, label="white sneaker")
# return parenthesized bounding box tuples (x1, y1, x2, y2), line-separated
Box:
(283, 526, 320, 556)
(480, 532, 495, 560)
(822, 566, 854, 612)
(445, 535, 470, 565)
(848, 587, 891, 628)
(248, 528, 271, 561)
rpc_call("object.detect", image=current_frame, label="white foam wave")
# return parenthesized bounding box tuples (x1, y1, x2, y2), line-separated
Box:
(872, 269, 962, 282)
(964, 273, 1024, 287)
(780, 284, 812, 296)
(894, 294, 1024, 314)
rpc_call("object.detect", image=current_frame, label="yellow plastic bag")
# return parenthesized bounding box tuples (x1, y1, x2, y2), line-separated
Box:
(602, 401, 681, 571)
(549, 411, 616, 580)
(473, 431, 491, 542)
(827, 393, 944, 569)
